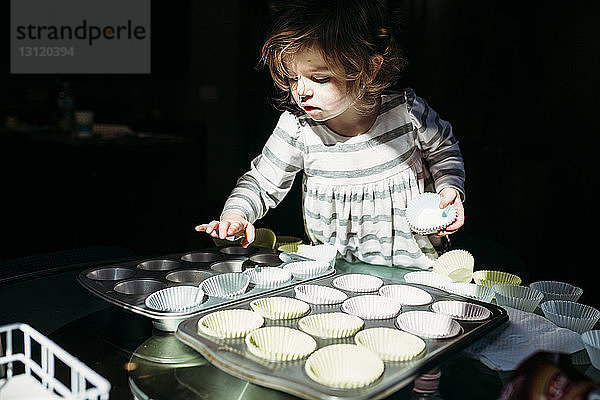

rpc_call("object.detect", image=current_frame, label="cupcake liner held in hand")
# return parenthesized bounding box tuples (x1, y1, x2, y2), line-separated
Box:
(405, 192, 457, 234)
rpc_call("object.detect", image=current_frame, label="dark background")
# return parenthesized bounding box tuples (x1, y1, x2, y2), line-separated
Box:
(1, 1, 599, 304)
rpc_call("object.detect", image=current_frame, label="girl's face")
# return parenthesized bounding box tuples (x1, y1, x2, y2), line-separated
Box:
(287, 47, 356, 123)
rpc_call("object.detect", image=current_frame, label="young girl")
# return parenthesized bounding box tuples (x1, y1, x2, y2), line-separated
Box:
(196, 0, 465, 269)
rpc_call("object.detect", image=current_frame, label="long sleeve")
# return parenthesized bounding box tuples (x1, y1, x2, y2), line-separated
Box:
(221, 112, 304, 223)
(406, 89, 466, 200)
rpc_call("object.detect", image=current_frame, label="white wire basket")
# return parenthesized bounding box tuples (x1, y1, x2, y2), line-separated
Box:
(0, 323, 111, 399)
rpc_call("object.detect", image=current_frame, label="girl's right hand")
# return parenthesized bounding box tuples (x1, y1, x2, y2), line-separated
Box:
(194, 210, 256, 247)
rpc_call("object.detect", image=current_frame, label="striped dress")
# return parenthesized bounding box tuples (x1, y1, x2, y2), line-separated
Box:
(222, 89, 465, 269)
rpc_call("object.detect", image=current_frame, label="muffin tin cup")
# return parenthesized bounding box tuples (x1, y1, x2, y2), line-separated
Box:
(145, 285, 206, 313)
(396, 311, 462, 339)
(355, 327, 426, 362)
(250, 296, 311, 320)
(404, 271, 452, 289)
(341, 295, 402, 320)
(197, 309, 264, 338)
(581, 330, 600, 370)
(294, 284, 348, 305)
(298, 312, 364, 339)
(432, 249, 474, 283)
(529, 280, 583, 302)
(378, 284, 433, 306)
(540, 300, 600, 334)
(165, 269, 213, 284)
(431, 300, 491, 321)
(304, 344, 385, 389)
(180, 252, 221, 263)
(472, 270, 522, 289)
(405, 193, 457, 234)
(492, 284, 544, 312)
(245, 326, 317, 361)
(86, 266, 136, 281)
(332, 274, 384, 293)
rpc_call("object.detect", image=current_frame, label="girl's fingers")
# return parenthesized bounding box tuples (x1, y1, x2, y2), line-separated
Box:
(242, 223, 256, 248)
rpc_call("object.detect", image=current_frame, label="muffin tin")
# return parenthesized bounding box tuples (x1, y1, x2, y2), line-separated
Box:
(176, 273, 508, 400)
(77, 246, 334, 331)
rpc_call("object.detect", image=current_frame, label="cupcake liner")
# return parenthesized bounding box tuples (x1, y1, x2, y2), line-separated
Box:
(332, 274, 384, 293)
(581, 330, 600, 370)
(432, 249, 474, 283)
(492, 284, 544, 312)
(405, 193, 457, 234)
(250, 296, 310, 320)
(197, 309, 264, 338)
(294, 284, 348, 305)
(529, 281, 583, 302)
(145, 285, 205, 312)
(244, 266, 292, 288)
(431, 300, 491, 321)
(472, 270, 522, 289)
(275, 236, 303, 252)
(341, 295, 402, 320)
(404, 271, 452, 289)
(304, 344, 384, 389)
(283, 261, 331, 279)
(279, 252, 307, 263)
(540, 300, 600, 334)
(355, 327, 426, 361)
(378, 285, 433, 306)
(396, 311, 462, 339)
(443, 282, 495, 303)
(298, 312, 364, 338)
(296, 244, 338, 268)
(245, 326, 317, 361)
(199, 273, 250, 299)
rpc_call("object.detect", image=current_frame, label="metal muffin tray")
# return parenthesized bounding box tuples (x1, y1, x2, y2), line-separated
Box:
(176, 273, 508, 400)
(77, 246, 334, 331)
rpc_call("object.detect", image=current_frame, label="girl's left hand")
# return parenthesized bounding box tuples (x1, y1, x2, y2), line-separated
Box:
(436, 187, 464, 237)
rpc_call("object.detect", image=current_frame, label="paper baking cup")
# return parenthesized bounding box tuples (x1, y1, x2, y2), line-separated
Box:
(294, 284, 348, 305)
(396, 311, 462, 339)
(245, 326, 316, 361)
(431, 300, 491, 321)
(529, 281, 583, 302)
(277, 243, 300, 253)
(355, 327, 426, 361)
(341, 295, 402, 320)
(199, 273, 250, 298)
(298, 312, 364, 338)
(378, 284, 433, 306)
(582, 330, 600, 370)
(304, 344, 384, 389)
(145, 285, 205, 312)
(283, 261, 330, 278)
(432, 249, 474, 283)
(492, 284, 544, 312)
(405, 193, 457, 234)
(332, 274, 384, 293)
(296, 244, 338, 267)
(197, 309, 264, 338)
(404, 271, 452, 288)
(472, 270, 521, 289)
(244, 266, 292, 288)
(276, 236, 303, 251)
(443, 282, 495, 303)
(250, 296, 310, 320)
(540, 300, 600, 334)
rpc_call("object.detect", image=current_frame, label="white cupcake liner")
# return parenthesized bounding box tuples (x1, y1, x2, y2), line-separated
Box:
(405, 193, 457, 234)
(378, 284, 433, 306)
(492, 284, 544, 312)
(245, 326, 317, 361)
(432, 249, 474, 283)
(296, 244, 338, 268)
(294, 284, 348, 305)
(304, 344, 384, 389)
(283, 261, 331, 279)
(341, 295, 402, 320)
(404, 271, 452, 289)
(540, 300, 600, 334)
(244, 266, 292, 288)
(198, 309, 264, 338)
(443, 282, 495, 303)
(431, 300, 491, 321)
(396, 311, 462, 339)
(582, 330, 600, 370)
(250, 296, 310, 320)
(472, 270, 522, 289)
(332, 274, 384, 293)
(529, 281, 583, 302)
(298, 312, 364, 338)
(279, 252, 307, 263)
(355, 327, 426, 361)
(199, 272, 250, 299)
(145, 285, 205, 312)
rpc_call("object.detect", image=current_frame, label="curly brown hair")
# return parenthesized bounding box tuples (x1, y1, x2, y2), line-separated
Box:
(260, 0, 408, 115)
